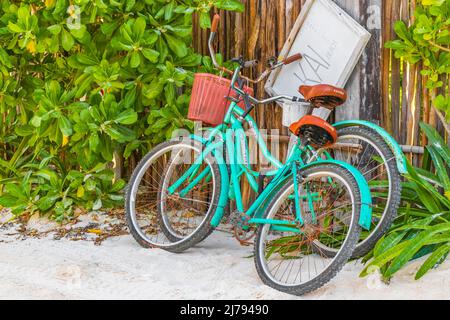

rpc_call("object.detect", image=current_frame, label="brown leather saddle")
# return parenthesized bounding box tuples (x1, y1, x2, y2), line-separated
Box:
(299, 84, 347, 109)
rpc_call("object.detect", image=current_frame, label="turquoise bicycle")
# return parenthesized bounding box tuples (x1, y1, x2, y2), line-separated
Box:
(125, 102, 373, 295)
(125, 18, 376, 296)
(125, 13, 408, 294)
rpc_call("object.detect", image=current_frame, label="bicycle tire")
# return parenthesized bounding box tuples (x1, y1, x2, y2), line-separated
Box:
(254, 164, 362, 296)
(125, 139, 222, 253)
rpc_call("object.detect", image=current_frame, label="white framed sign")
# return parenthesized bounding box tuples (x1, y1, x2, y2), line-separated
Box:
(265, 0, 371, 126)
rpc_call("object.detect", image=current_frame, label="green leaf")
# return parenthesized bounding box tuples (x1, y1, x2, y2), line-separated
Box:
(133, 17, 146, 39)
(434, 95, 447, 110)
(176, 52, 202, 67)
(58, 115, 73, 136)
(199, 12, 211, 29)
(47, 25, 62, 35)
(76, 54, 98, 66)
(143, 81, 164, 99)
(38, 195, 60, 211)
(123, 87, 137, 109)
(165, 1, 175, 20)
(142, 48, 159, 62)
(92, 198, 103, 211)
(130, 51, 141, 68)
(164, 33, 188, 57)
(360, 241, 411, 277)
(61, 28, 75, 51)
(415, 244, 450, 280)
(385, 40, 408, 50)
(385, 223, 450, 277)
(110, 179, 126, 193)
(5, 183, 25, 199)
(164, 84, 176, 104)
(421, 123, 450, 165)
(124, 140, 141, 158)
(427, 146, 450, 192)
(125, 0, 136, 12)
(406, 161, 450, 211)
(17, 6, 30, 24)
(15, 125, 34, 137)
(394, 20, 410, 41)
(89, 133, 100, 150)
(101, 21, 119, 35)
(0, 48, 13, 68)
(374, 231, 408, 257)
(115, 109, 138, 125)
(7, 22, 24, 33)
(0, 194, 19, 207)
(216, 0, 245, 12)
(422, 0, 445, 6)
(30, 116, 42, 128)
(105, 126, 136, 142)
(36, 169, 60, 186)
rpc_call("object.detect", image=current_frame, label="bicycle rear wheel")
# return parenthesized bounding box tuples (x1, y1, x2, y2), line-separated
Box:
(320, 127, 401, 257)
(125, 139, 222, 253)
(254, 164, 361, 296)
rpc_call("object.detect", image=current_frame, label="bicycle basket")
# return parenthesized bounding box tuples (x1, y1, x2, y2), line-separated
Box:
(188, 73, 254, 126)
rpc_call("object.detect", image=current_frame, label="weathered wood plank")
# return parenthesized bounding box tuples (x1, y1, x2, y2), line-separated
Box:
(399, 0, 410, 145)
(359, 0, 382, 124)
(382, 0, 393, 133)
(389, 0, 401, 141)
(334, 0, 362, 122)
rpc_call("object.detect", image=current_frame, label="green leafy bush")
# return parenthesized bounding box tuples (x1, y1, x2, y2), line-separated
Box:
(361, 124, 450, 280)
(0, 0, 244, 221)
(385, 0, 450, 126)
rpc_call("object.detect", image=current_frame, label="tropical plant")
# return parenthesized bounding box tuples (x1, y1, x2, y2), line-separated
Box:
(0, 0, 244, 221)
(361, 123, 450, 280)
(385, 0, 450, 133)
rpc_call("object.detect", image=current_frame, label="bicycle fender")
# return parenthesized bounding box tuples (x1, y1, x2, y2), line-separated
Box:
(333, 120, 407, 174)
(301, 160, 373, 231)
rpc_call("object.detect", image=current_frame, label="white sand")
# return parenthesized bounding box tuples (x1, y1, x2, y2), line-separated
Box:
(1, 224, 450, 300)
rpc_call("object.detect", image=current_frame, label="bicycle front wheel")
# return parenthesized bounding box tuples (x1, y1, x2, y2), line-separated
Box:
(254, 164, 361, 296)
(125, 139, 222, 253)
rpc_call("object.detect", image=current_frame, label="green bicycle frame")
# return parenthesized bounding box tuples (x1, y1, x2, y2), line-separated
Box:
(169, 101, 373, 232)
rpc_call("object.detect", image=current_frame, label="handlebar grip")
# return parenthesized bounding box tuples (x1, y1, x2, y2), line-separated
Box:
(211, 14, 221, 33)
(244, 60, 259, 68)
(283, 53, 303, 65)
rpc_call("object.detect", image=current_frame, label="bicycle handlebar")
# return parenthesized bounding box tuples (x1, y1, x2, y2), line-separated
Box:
(211, 14, 220, 33)
(208, 14, 221, 70)
(208, 14, 306, 106)
(283, 53, 303, 65)
(244, 59, 259, 68)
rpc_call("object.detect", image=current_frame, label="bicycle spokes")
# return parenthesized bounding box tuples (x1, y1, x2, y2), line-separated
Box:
(322, 135, 391, 230)
(259, 171, 355, 286)
(129, 142, 217, 246)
